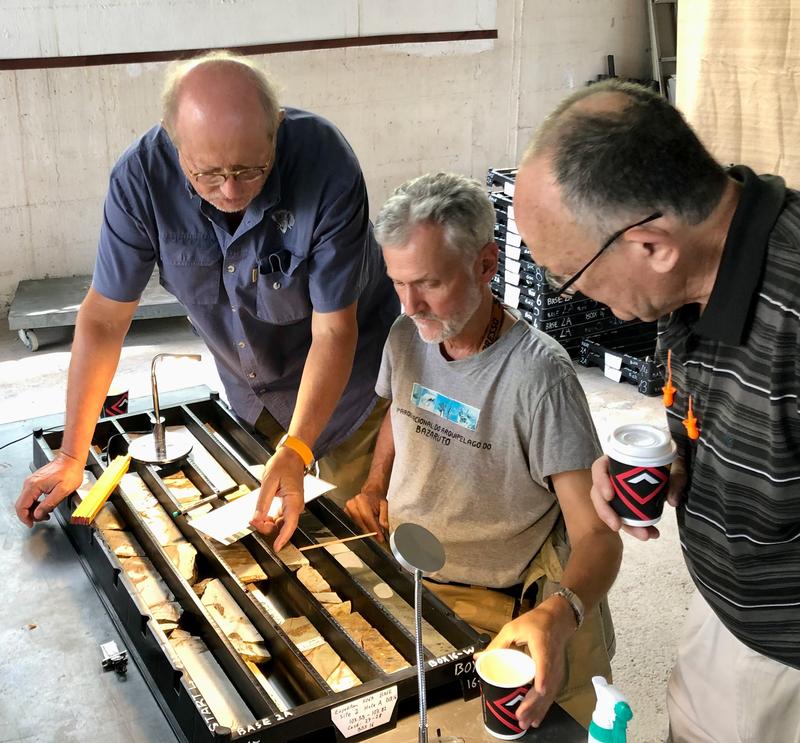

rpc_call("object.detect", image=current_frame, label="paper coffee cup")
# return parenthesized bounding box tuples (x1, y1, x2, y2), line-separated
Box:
(102, 386, 129, 418)
(475, 648, 535, 740)
(607, 423, 676, 526)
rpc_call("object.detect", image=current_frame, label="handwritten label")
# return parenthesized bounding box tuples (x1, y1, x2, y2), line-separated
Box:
(459, 671, 480, 701)
(330, 686, 398, 738)
(236, 710, 294, 736)
(427, 646, 476, 669)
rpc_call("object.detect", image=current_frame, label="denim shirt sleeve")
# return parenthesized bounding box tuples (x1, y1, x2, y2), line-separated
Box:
(92, 157, 157, 303)
(305, 153, 371, 314)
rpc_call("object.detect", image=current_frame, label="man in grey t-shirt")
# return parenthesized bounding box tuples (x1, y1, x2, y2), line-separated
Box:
(345, 172, 622, 730)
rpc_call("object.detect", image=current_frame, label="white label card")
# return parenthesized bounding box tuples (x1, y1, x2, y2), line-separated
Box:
(505, 245, 521, 261)
(503, 182, 515, 197)
(604, 366, 623, 383)
(505, 258, 520, 274)
(331, 686, 398, 738)
(604, 352, 623, 370)
(505, 231, 522, 248)
(507, 205, 515, 220)
(504, 270, 520, 286)
(507, 218, 519, 235)
(189, 475, 336, 545)
(503, 285, 521, 309)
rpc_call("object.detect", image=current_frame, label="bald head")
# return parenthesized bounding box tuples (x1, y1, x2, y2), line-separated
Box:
(518, 80, 728, 237)
(522, 83, 633, 166)
(163, 52, 284, 214)
(161, 51, 281, 147)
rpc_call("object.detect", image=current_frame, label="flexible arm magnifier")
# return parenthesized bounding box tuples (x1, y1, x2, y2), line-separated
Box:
(127, 353, 201, 464)
(390, 523, 446, 743)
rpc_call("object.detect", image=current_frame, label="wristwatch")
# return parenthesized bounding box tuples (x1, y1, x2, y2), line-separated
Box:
(276, 433, 315, 473)
(552, 586, 585, 630)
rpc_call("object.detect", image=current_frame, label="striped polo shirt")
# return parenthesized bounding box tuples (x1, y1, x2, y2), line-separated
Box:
(658, 165, 800, 669)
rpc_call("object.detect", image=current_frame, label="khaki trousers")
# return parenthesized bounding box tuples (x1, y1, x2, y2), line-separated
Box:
(425, 523, 615, 730)
(254, 398, 389, 507)
(667, 590, 800, 743)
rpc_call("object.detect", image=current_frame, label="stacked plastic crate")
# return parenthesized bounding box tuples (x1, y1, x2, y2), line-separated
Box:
(487, 167, 664, 395)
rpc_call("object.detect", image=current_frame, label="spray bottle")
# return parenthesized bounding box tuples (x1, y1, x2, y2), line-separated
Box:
(587, 675, 633, 743)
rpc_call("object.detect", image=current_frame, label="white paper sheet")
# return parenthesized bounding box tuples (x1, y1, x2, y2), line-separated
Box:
(189, 475, 336, 545)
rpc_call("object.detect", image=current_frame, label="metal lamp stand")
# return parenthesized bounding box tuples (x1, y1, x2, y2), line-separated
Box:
(127, 353, 200, 465)
(390, 523, 446, 743)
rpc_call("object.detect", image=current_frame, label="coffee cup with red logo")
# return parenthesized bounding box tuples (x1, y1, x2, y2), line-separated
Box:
(607, 423, 677, 527)
(102, 386, 129, 418)
(475, 648, 535, 740)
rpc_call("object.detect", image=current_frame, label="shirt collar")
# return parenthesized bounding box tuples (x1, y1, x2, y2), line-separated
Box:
(693, 165, 786, 345)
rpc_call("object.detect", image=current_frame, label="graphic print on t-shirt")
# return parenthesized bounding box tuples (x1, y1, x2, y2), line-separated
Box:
(411, 382, 480, 431)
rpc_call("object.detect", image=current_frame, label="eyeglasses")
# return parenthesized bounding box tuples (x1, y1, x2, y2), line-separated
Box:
(543, 211, 663, 296)
(190, 163, 271, 187)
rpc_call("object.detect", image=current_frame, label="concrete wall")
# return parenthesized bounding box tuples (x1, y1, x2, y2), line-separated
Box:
(0, 0, 649, 317)
(3, 0, 496, 57)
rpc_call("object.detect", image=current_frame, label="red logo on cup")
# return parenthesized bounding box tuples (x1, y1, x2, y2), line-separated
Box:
(485, 685, 530, 734)
(611, 465, 668, 508)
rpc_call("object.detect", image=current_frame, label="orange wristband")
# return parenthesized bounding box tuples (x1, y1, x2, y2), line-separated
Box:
(277, 433, 315, 469)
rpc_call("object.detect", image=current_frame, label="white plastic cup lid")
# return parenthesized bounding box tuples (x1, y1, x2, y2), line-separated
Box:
(475, 648, 536, 688)
(607, 423, 676, 467)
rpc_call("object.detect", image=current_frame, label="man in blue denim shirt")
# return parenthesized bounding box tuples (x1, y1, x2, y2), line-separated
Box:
(16, 51, 398, 550)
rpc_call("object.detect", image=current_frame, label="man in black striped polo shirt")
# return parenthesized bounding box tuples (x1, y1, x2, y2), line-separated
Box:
(513, 80, 800, 743)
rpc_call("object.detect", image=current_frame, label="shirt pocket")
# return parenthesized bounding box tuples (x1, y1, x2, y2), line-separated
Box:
(256, 248, 312, 325)
(158, 240, 221, 307)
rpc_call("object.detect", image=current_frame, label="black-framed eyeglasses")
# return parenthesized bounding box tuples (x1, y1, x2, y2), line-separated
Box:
(543, 211, 663, 296)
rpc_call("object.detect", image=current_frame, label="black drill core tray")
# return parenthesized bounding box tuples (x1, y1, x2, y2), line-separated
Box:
(32, 391, 485, 743)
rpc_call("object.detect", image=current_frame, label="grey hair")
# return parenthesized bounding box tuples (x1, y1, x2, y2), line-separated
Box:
(161, 50, 281, 142)
(523, 80, 728, 239)
(374, 172, 495, 260)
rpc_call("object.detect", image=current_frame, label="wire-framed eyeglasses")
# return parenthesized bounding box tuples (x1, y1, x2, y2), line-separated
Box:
(188, 162, 271, 187)
(543, 211, 663, 296)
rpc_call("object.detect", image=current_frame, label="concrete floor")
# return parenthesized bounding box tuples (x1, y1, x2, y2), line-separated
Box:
(0, 317, 692, 742)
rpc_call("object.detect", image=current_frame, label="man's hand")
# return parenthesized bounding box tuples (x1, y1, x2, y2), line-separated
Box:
(589, 454, 687, 541)
(344, 485, 389, 542)
(480, 596, 576, 729)
(16, 451, 86, 527)
(250, 447, 305, 552)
